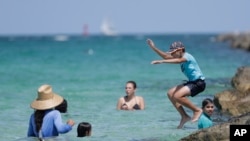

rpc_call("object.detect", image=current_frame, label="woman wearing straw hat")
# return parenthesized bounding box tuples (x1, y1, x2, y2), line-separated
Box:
(27, 84, 75, 138)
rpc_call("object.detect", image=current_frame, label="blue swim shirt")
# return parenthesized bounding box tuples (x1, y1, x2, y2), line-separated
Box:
(198, 112, 213, 129)
(27, 109, 72, 138)
(181, 52, 205, 81)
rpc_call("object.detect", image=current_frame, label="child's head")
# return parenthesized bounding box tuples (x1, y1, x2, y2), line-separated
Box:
(202, 98, 214, 116)
(55, 99, 68, 113)
(77, 122, 91, 137)
(169, 41, 185, 57)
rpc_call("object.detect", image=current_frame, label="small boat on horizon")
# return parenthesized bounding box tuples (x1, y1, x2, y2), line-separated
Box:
(53, 35, 69, 41)
(100, 18, 118, 36)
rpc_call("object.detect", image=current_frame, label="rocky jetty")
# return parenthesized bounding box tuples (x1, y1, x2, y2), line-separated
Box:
(216, 32, 250, 51)
(180, 113, 250, 141)
(214, 66, 250, 116)
(180, 66, 250, 141)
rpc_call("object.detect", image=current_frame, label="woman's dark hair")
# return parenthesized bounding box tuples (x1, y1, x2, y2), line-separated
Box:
(126, 80, 137, 89)
(55, 99, 68, 113)
(77, 122, 92, 137)
(202, 98, 213, 109)
(34, 110, 46, 133)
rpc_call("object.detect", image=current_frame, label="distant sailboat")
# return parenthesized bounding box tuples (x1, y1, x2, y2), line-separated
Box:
(83, 23, 89, 37)
(53, 35, 69, 41)
(100, 18, 118, 36)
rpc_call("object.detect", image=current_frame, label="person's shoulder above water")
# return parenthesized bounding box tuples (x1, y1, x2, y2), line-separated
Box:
(133, 95, 144, 110)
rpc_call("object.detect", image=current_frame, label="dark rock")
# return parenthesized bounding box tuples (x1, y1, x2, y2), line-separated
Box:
(231, 66, 250, 94)
(214, 67, 250, 116)
(179, 113, 250, 141)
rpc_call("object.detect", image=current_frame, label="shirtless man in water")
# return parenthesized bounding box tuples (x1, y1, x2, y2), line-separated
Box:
(147, 39, 205, 129)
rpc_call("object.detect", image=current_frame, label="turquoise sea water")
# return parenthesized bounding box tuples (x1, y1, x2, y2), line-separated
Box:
(1, 34, 249, 141)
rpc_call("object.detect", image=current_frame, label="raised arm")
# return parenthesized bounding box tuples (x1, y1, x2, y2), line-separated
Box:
(146, 39, 173, 59)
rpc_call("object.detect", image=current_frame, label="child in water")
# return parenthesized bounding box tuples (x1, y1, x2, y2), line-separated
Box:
(77, 122, 92, 137)
(198, 98, 214, 129)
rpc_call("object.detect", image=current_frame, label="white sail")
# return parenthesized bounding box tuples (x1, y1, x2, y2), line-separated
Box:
(100, 18, 117, 36)
(53, 35, 69, 41)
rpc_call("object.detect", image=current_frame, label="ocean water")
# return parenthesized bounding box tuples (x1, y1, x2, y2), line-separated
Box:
(0, 34, 249, 141)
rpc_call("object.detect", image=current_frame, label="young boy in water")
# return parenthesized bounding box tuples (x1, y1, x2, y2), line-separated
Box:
(147, 39, 206, 129)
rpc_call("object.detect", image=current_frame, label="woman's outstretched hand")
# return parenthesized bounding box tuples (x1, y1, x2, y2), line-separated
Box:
(147, 39, 154, 47)
(67, 119, 75, 127)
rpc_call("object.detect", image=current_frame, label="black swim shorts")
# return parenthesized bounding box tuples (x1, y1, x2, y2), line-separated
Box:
(183, 79, 206, 97)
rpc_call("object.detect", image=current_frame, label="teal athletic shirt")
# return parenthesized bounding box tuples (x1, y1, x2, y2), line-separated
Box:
(181, 52, 205, 81)
(27, 109, 72, 137)
(198, 113, 213, 129)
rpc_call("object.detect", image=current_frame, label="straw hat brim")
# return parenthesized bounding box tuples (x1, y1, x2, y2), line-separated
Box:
(30, 93, 63, 110)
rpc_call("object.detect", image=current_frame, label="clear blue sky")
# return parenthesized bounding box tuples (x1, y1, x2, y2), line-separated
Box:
(0, 0, 250, 35)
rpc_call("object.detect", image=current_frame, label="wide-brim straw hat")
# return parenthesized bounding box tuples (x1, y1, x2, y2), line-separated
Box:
(31, 84, 63, 110)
